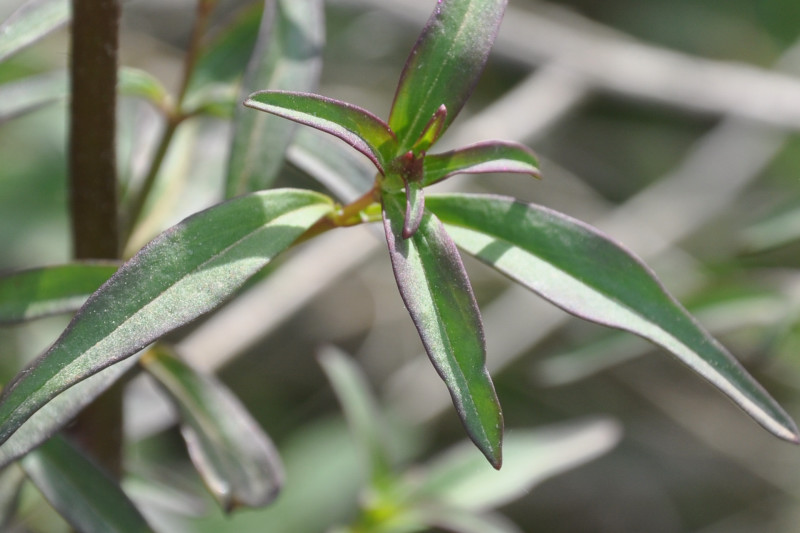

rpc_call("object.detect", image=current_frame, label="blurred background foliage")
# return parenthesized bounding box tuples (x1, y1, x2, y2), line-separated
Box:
(2, 0, 800, 531)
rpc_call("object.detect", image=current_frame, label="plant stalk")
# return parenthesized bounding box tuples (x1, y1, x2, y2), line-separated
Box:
(67, 0, 124, 478)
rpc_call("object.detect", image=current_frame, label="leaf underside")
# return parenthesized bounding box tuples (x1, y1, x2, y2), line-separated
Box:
(426, 193, 799, 443)
(382, 192, 503, 468)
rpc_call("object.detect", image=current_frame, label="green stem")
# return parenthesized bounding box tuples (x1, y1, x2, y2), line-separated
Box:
(121, 0, 216, 249)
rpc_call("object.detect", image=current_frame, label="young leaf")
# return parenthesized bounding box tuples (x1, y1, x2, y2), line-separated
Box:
(0, 0, 69, 63)
(0, 262, 118, 324)
(403, 178, 425, 239)
(382, 192, 503, 468)
(0, 189, 334, 450)
(118, 68, 171, 112)
(226, 0, 324, 197)
(245, 90, 397, 173)
(141, 346, 284, 512)
(22, 435, 154, 533)
(0, 356, 140, 469)
(426, 193, 800, 443)
(388, 0, 507, 152)
(422, 141, 541, 187)
(317, 345, 393, 485)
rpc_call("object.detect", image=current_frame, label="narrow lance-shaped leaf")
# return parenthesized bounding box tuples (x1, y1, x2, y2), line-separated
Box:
(0, 356, 140, 469)
(141, 346, 284, 512)
(0, 0, 69, 63)
(382, 192, 503, 468)
(0, 262, 118, 324)
(318, 345, 393, 485)
(245, 90, 397, 172)
(426, 193, 800, 442)
(0, 189, 335, 451)
(422, 141, 541, 187)
(389, 0, 507, 152)
(227, 0, 324, 197)
(22, 435, 154, 533)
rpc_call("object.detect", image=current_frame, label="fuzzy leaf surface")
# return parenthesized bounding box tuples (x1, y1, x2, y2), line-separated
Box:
(0, 262, 118, 324)
(389, 0, 507, 152)
(0, 0, 69, 63)
(0, 189, 334, 449)
(422, 141, 540, 187)
(245, 90, 397, 172)
(22, 435, 154, 533)
(142, 346, 284, 512)
(427, 193, 799, 443)
(382, 192, 502, 468)
(226, 0, 324, 196)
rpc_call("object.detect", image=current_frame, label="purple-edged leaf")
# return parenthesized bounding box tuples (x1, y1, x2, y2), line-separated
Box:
(422, 141, 541, 187)
(245, 90, 397, 173)
(0, 262, 118, 324)
(142, 347, 283, 512)
(427, 193, 799, 443)
(0, 189, 334, 452)
(22, 435, 154, 533)
(226, 0, 324, 197)
(0, 0, 69, 63)
(382, 192, 503, 468)
(388, 0, 507, 152)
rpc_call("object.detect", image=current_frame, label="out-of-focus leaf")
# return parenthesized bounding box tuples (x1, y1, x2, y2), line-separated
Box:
(184, 4, 262, 98)
(0, 69, 66, 123)
(382, 192, 503, 468)
(0, 464, 24, 528)
(422, 141, 540, 187)
(245, 90, 397, 173)
(141, 346, 283, 512)
(0, 262, 118, 324)
(318, 345, 392, 484)
(22, 435, 154, 533)
(226, 0, 324, 197)
(427, 193, 799, 443)
(0, 189, 334, 453)
(741, 205, 800, 251)
(388, 0, 507, 152)
(0, 355, 140, 469)
(287, 128, 376, 203)
(416, 508, 522, 533)
(0, 0, 69, 63)
(413, 418, 621, 511)
(182, 83, 237, 119)
(119, 68, 171, 112)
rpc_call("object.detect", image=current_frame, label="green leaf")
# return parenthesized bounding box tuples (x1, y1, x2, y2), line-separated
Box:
(0, 464, 24, 529)
(317, 345, 392, 485)
(402, 175, 425, 239)
(118, 67, 171, 111)
(245, 90, 397, 173)
(410, 104, 447, 155)
(0, 262, 118, 324)
(184, 4, 262, 98)
(422, 141, 541, 187)
(0, 0, 70, 63)
(0, 69, 66, 123)
(412, 418, 620, 511)
(0, 356, 140, 469)
(382, 192, 502, 468)
(226, 0, 324, 197)
(414, 509, 521, 533)
(141, 346, 283, 512)
(388, 0, 507, 152)
(22, 435, 154, 533)
(426, 193, 800, 443)
(0, 189, 334, 451)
